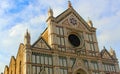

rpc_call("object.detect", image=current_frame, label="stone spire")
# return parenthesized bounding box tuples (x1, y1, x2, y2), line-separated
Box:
(24, 29, 31, 47)
(87, 17, 93, 27)
(48, 7, 53, 17)
(68, 0, 72, 8)
(109, 47, 116, 58)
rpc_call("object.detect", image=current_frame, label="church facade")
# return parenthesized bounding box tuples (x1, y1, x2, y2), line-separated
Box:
(3, 1, 120, 74)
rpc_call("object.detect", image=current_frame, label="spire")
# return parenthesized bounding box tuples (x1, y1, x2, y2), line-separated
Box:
(48, 7, 53, 17)
(46, 7, 55, 22)
(68, 0, 72, 8)
(24, 29, 31, 46)
(87, 17, 93, 27)
(110, 47, 114, 55)
(110, 47, 113, 52)
(109, 47, 116, 58)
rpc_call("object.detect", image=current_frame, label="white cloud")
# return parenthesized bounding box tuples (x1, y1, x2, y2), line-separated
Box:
(74, 0, 108, 18)
(29, 15, 47, 25)
(9, 24, 27, 37)
(0, 0, 14, 16)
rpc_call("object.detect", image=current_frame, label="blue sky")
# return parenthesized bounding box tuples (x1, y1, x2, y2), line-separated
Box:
(0, 0, 120, 72)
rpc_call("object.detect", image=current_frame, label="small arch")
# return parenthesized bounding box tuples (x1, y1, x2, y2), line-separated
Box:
(73, 67, 89, 74)
(75, 69, 87, 74)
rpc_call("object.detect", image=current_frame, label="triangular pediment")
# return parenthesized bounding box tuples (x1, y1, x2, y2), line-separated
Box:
(55, 8, 93, 31)
(72, 59, 88, 73)
(101, 49, 113, 59)
(32, 37, 51, 50)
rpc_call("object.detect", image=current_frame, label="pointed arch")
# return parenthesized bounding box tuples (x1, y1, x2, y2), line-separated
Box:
(73, 67, 89, 74)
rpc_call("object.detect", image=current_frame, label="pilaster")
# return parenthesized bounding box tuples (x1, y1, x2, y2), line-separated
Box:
(115, 63, 120, 72)
(67, 56, 72, 73)
(23, 47, 32, 74)
(98, 60, 103, 72)
(52, 54, 60, 74)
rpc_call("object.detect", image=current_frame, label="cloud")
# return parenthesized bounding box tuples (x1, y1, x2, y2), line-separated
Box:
(0, 0, 15, 16)
(95, 10, 120, 48)
(73, 0, 108, 19)
(9, 24, 26, 37)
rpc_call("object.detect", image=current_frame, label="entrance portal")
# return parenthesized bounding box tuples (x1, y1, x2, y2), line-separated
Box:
(75, 69, 87, 74)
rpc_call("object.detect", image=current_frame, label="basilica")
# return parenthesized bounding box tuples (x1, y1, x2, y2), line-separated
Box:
(3, 1, 119, 74)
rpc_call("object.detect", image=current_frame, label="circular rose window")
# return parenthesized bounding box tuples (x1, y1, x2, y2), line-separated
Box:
(68, 34, 80, 47)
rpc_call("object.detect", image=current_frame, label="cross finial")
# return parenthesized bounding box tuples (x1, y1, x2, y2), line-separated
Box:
(103, 46, 106, 49)
(68, 0, 72, 8)
(26, 28, 29, 34)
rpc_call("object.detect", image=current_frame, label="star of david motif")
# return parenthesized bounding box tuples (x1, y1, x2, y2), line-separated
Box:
(70, 18, 77, 25)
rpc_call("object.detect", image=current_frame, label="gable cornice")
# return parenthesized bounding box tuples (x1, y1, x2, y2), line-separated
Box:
(31, 37, 51, 50)
(55, 8, 96, 32)
(100, 48, 114, 60)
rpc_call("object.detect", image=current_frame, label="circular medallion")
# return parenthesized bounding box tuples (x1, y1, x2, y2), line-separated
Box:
(68, 34, 80, 47)
(69, 18, 77, 25)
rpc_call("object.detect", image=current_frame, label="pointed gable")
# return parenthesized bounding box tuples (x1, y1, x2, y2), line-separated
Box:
(4, 65, 9, 74)
(101, 49, 113, 60)
(9, 56, 16, 74)
(32, 37, 51, 50)
(55, 8, 95, 31)
(9, 56, 16, 66)
(16, 43, 24, 58)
